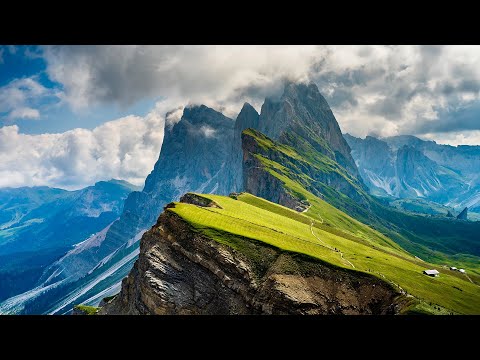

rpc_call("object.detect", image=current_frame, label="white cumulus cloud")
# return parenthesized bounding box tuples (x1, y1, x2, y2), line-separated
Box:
(0, 100, 175, 189)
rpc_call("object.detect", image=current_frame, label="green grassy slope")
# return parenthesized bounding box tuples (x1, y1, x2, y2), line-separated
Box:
(168, 193, 480, 315)
(243, 128, 480, 276)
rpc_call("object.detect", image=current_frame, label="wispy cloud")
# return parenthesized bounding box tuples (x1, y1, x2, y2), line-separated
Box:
(3, 45, 480, 189)
(0, 77, 57, 122)
(8, 107, 40, 120)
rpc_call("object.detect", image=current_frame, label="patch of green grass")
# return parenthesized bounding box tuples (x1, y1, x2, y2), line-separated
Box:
(73, 305, 99, 315)
(402, 300, 454, 315)
(170, 193, 480, 314)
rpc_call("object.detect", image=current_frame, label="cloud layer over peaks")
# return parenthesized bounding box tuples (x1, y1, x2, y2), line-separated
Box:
(40, 45, 480, 145)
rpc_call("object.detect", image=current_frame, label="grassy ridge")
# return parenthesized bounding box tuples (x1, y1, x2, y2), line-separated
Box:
(244, 128, 480, 275)
(169, 193, 480, 314)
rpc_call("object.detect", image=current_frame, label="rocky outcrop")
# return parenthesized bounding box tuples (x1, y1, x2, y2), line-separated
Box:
(101, 199, 405, 315)
(178, 193, 222, 209)
(457, 207, 468, 220)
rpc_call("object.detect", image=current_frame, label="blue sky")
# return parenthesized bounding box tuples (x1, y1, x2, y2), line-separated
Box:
(1, 45, 480, 189)
(0, 45, 157, 134)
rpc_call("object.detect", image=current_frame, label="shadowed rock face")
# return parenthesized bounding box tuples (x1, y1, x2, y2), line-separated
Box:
(457, 207, 468, 220)
(101, 196, 405, 315)
(217, 103, 260, 194)
(143, 105, 235, 199)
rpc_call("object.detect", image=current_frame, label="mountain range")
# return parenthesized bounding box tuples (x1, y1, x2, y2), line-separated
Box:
(0, 180, 138, 304)
(1, 82, 479, 315)
(344, 133, 480, 216)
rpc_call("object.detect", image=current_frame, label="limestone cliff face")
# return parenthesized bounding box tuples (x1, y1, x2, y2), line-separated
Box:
(101, 196, 405, 315)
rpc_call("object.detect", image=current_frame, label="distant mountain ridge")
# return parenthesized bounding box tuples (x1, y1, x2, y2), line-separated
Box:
(344, 133, 480, 213)
(0, 179, 137, 304)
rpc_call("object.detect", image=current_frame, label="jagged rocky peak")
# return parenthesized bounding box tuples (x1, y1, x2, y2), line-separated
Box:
(396, 145, 436, 180)
(457, 207, 468, 220)
(348, 135, 393, 170)
(386, 135, 435, 151)
(142, 104, 234, 198)
(258, 81, 358, 177)
(346, 133, 476, 208)
(216, 103, 261, 195)
(283, 81, 332, 111)
(235, 102, 260, 135)
(181, 104, 232, 127)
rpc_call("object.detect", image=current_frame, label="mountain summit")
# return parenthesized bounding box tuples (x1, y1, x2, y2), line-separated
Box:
(259, 82, 358, 177)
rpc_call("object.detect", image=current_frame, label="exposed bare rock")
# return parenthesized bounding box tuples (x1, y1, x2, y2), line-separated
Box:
(179, 193, 222, 209)
(457, 207, 468, 220)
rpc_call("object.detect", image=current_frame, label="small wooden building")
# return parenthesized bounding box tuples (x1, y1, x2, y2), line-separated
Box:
(423, 269, 439, 277)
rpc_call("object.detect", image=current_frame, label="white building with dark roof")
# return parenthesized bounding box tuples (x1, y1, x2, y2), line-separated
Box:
(423, 269, 440, 277)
